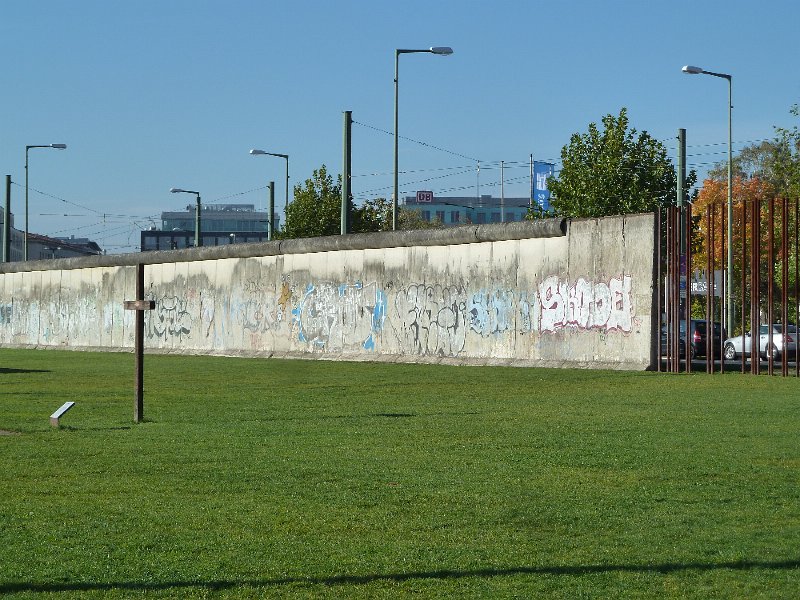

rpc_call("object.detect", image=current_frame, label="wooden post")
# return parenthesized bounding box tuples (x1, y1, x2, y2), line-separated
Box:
(124, 264, 155, 423)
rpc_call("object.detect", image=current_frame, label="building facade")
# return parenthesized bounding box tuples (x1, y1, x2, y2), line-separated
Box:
(141, 203, 279, 251)
(2, 209, 100, 262)
(27, 233, 102, 260)
(0, 207, 23, 262)
(403, 194, 533, 226)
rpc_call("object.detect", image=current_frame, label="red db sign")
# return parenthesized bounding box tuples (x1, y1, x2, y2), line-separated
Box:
(416, 191, 433, 203)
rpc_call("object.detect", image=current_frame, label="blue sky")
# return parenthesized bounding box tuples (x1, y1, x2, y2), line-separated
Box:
(2, 0, 798, 253)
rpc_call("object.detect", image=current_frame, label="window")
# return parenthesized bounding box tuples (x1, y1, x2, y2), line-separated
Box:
(421, 210, 431, 221)
(450, 211, 460, 223)
(491, 212, 501, 223)
(476, 212, 486, 224)
(435, 211, 446, 222)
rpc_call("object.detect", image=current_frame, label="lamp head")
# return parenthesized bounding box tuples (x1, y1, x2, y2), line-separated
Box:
(50, 144, 67, 149)
(250, 149, 267, 155)
(430, 46, 453, 56)
(682, 65, 704, 75)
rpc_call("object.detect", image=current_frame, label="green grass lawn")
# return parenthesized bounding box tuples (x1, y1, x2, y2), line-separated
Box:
(1, 349, 798, 598)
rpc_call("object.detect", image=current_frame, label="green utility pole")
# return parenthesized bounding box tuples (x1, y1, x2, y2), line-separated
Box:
(342, 110, 352, 235)
(677, 129, 687, 248)
(677, 129, 686, 208)
(194, 195, 202, 248)
(3, 176, 10, 263)
(268, 181, 275, 241)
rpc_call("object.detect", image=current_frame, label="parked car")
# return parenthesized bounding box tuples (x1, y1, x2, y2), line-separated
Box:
(661, 319, 725, 359)
(723, 324, 798, 360)
(660, 324, 686, 358)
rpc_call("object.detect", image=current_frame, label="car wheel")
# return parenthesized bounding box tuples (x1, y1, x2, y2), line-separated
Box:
(723, 343, 737, 361)
(763, 345, 780, 360)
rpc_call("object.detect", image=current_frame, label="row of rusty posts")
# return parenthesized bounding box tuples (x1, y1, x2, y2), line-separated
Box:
(658, 198, 800, 376)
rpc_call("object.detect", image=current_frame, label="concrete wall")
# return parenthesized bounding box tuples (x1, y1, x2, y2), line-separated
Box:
(0, 214, 657, 369)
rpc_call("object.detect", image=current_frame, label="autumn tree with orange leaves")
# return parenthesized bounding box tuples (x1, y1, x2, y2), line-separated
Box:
(690, 172, 800, 328)
(690, 175, 776, 276)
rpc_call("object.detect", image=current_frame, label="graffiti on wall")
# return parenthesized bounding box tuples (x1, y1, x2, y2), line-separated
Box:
(388, 275, 634, 356)
(146, 294, 192, 341)
(291, 281, 385, 351)
(109, 273, 635, 356)
(468, 289, 515, 336)
(235, 278, 287, 334)
(394, 283, 468, 357)
(0, 304, 11, 325)
(20, 268, 635, 356)
(536, 275, 634, 333)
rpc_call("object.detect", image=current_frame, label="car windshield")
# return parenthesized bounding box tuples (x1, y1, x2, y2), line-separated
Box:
(756, 324, 797, 335)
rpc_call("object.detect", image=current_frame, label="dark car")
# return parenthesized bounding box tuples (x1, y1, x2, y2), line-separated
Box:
(660, 324, 686, 358)
(661, 319, 725, 359)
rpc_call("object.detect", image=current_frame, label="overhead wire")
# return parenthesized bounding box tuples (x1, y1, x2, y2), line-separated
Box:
(353, 120, 481, 162)
(8, 119, 770, 253)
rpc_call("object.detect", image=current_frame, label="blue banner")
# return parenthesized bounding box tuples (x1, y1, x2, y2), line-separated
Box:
(532, 162, 555, 212)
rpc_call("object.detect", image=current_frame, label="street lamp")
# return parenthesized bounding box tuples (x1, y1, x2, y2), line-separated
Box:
(25, 143, 67, 261)
(393, 46, 453, 231)
(682, 65, 733, 335)
(170, 188, 202, 248)
(250, 149, 289, 215)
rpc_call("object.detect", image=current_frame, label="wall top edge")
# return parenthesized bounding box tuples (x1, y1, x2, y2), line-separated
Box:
(0, 218, 574, 274)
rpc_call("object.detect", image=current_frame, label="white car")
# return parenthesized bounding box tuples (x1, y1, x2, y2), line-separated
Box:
(723, 324, 798, 361)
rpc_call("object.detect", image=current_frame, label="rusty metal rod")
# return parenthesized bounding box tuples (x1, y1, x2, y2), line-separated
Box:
(741, 195, 747, 373)
(782, 197, 789, 376)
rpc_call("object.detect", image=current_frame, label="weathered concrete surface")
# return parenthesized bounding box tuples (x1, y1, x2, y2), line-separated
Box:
(0, 215, 657, 369)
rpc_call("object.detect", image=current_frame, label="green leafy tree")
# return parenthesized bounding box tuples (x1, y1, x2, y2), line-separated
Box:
(547, 108, 687, 218)
(282, 164, 342, 239)
(772, 104, 800, 197)
(396, 206, 443, 230)
(351, 197, 389, 233)
(281, 166, 444, 239)
(708, 138, 798, 196)
(357, 197, 443, 231)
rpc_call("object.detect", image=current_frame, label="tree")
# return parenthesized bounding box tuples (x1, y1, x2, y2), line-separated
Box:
(281, 165, 443, 239)
(708, 138, 798, 196)
(709, 140, 780, 183)
(356, 197, 442, 232)
(547, 108, 689, 218)
(282, 164, 342, 239)
(715, 105, 800, 198)
(691, 175, 776, 274)
(773, 104, 800, 198)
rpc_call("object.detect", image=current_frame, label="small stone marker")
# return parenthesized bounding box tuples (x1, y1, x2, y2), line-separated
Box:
(50, 401, 75, 427)
(124, 264, 155, 423)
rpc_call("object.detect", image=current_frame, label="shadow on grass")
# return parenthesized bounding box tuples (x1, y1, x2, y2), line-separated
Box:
(252, 411, 479, 423)
(0, 368, 51, 374)
(3, 559, 799, 594)
(59, 426, 133, 432)
(372, 413, 416, 418)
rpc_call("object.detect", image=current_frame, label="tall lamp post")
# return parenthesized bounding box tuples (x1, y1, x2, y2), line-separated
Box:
(250, 149, 289, 216)
(393, 46, 453, 231)
(682, 64, 733, 335)
(170, 188, 202, 248)
(25, 143, 67, 261)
